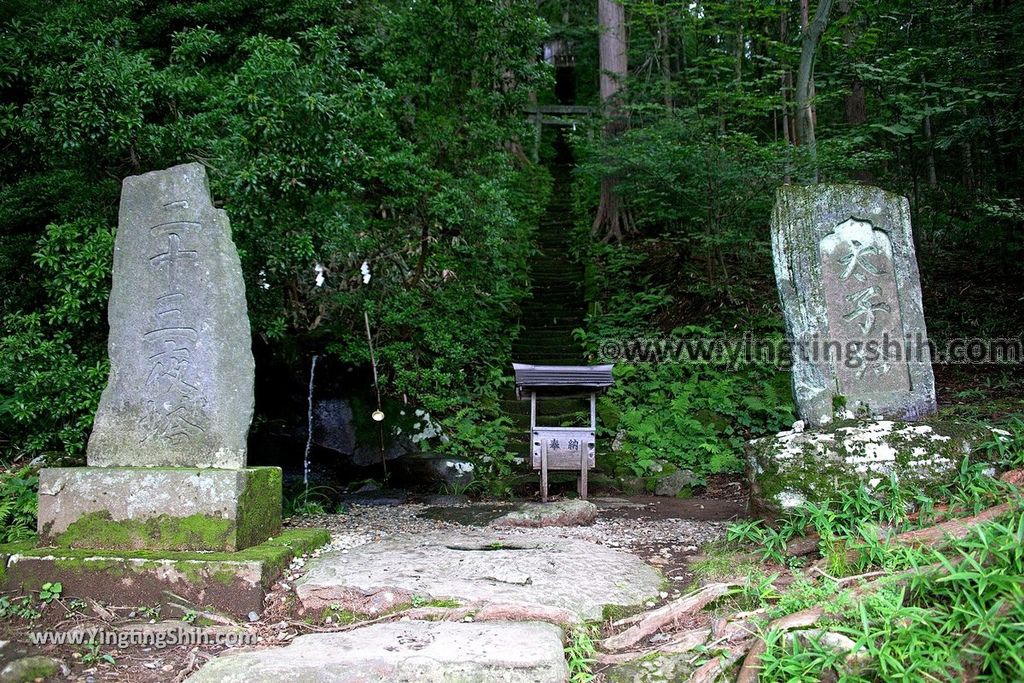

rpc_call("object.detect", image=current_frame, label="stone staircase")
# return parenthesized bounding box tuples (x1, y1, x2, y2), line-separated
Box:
(505, 164, 591, 461)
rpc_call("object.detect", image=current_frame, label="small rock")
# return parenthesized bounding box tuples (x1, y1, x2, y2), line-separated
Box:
(490, 499, 597, 528)
(247, 611, 259, 622)
(653, 469, 698, 497)
(0, 655, 62, 683)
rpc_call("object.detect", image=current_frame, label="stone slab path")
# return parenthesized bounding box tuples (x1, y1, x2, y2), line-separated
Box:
(186, 621, 568, 682)
(294, 530, 664, 621)
(181, 498, 735, 682)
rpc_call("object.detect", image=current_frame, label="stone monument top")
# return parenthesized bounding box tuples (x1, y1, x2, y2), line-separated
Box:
(87, 162, 254, 468)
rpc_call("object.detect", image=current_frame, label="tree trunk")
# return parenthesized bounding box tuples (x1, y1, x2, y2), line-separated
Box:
(735, 23, 744, 85)
(593, 0, 633, 243)
(780, 9, 793, 184)
(838, 0, 872, 183)
(922, 77, 938, 190)
(795, 0, 836, 182)
(659, 15, 673, 110)
(598, 0, 628, 109)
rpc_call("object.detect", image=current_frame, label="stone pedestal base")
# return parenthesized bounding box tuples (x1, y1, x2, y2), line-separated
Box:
(747, 418, 992, 517)
(1, 529, 327, 619)
(38, 467, 282, 552)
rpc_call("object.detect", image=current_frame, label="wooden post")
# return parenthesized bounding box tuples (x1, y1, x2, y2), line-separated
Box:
(541, 445, 549, 503)
(533, 392, 548, 502)
(580, 392, 595, 500)
(578, 446, 588, 499)
(532, 115, 541, 164)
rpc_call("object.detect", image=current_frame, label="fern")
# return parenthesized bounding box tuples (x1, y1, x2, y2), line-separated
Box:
(0, 467, 38, 543)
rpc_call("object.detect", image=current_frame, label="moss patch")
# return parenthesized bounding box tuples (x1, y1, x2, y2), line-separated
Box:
(12, 528, 329, 572)
(0, 655, 60, 682)
(1, 529, 329, 619)
(235, 467, 283, 549)
(748, 418, 991, 516)
(46, 466, 283, 552)
(56, 510, 236, 552)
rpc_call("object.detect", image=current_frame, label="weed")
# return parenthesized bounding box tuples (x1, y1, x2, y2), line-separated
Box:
(0, 466, 38, 543)
(38, 581, 62, 603)
(284, 485, 336, 517)
(81, 640, 115, 666)
(136, 604, 161, 619)
(565, 624, 598, 683)
(0, 595, 40, 620)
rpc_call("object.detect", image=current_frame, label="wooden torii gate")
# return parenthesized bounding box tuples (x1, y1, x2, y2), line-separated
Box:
(523, 104, 597, 163)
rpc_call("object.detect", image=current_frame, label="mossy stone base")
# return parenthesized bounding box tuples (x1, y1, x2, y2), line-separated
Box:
(1, 529, 328, 619)
(38, 467, 282, 552)
(747, 418, 989, 517)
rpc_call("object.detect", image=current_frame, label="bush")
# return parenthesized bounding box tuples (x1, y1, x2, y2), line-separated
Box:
(0, 0, 551, 466)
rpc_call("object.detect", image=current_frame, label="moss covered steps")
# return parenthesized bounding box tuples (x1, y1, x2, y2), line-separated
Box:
(510, 163, 585, 367)
(507, 162, 588, 456)
(0, 528, 329, 618)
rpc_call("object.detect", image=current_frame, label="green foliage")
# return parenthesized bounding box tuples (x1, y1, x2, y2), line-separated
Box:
(752, 507, 1024, 681)
(579, 250, 794, 478)
(605, 359, 793, 478)
(0, 220, 112, 461)
(81, 639, 116, 666)
(0, 595, 41, 621)
(980, 418, 1024, 470)
(38, 581, 62, 603)
(283, 485, 335, 518)
(727, 457, 1016, 569)
(565, 623, 598, 683)
(0, 466, 38, 543)
(0, 0, 551, 465)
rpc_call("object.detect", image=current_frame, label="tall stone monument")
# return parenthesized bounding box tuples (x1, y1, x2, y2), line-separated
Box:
(771, 184, 937, 426)
(36, 163, 281, 552)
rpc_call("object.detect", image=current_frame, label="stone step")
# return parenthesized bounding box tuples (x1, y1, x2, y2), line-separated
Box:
(518, 308, 585, 319)
(185, 621, 570, 683)
(292, 530, 661, 622)
(515, 330, 583, 338)
(511, 341, 582, 352)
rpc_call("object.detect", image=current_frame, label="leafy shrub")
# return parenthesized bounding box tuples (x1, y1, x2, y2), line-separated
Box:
(0, 220, 112, 462)
(601, 359, 795, 478)
(575, 244, 794, 479)
(0, 0, 550, 467)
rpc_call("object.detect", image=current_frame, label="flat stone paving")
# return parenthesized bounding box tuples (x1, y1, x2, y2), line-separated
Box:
(186, 621, 568, 682)
(295, 530, 663, 621)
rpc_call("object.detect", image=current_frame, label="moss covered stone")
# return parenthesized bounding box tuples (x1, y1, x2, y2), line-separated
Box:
(0, 528, 329, 619)
(747, 418, 993, 517)
(235, 467, 282, 549)
(57, 510, 236, 551)
(0, 655, 62, 683)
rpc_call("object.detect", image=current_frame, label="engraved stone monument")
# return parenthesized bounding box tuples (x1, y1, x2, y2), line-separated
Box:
(35, 163, 281, 552)
(88, 163, 253, 468)
(771, 184, 937, 426)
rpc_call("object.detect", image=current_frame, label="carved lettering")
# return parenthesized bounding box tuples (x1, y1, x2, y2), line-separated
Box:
(820, 217, 910, 393)
(139, 204, 207, 445)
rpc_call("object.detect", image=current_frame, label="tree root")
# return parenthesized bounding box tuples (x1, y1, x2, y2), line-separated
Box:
(602, 582, 739, 651)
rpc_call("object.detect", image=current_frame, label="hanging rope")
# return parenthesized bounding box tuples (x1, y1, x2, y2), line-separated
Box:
(364, 311, 387, 478)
